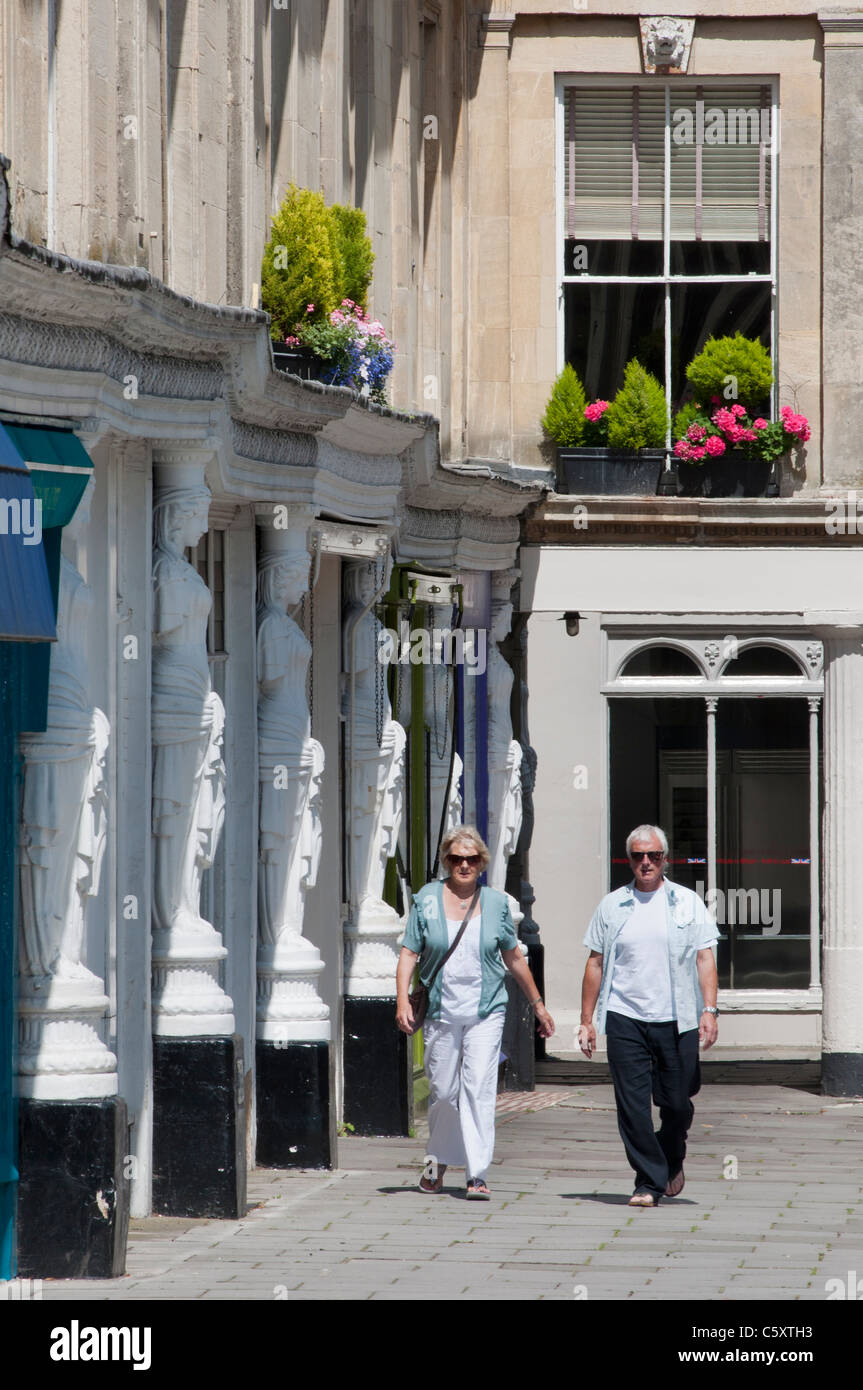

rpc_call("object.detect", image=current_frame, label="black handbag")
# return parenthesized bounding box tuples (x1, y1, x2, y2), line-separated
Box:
(406, 886, 481, 1035)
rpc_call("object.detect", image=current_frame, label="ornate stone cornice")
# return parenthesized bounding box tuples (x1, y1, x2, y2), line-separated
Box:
(524, 495, 863, 547)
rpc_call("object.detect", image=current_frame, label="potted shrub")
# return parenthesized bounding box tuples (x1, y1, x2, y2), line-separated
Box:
(673, 401, 810, 497)
(544, 362, 666, 494)
(262, 186, 379, 382)
(672, 333, 782, 496)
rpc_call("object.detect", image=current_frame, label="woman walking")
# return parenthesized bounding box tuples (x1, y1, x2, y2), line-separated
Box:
(396, 826, 554, 1198)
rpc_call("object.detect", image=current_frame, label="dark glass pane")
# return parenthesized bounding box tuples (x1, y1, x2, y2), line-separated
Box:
(670, 281, 771, 410)
(715, 699, 811, 990)
(723, 646, 803, 676)
(621, 646, 701, 676)
(609, 699, 707, 893)
(671, 242, 770, 275)
(564, 283, 665, 400)
(565, 238, 663, 277)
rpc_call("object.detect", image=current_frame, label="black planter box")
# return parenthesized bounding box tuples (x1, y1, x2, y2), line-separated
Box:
(272, 348, 330, 381)
(675, 451, 774, 498)
(556, 446, 667, 495)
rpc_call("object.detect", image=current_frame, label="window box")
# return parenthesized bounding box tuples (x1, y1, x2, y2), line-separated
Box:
(272, 348, 327, 380)
(674, 452, 775, 498)
(556, 446, 666, 495)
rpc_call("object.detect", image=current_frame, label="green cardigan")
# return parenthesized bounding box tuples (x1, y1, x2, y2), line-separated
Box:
(400, 881, 519, 1021)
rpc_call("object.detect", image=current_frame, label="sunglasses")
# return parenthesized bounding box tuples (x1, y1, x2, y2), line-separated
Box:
(630, 850, 665, 863)
(447, 853, 482, 867)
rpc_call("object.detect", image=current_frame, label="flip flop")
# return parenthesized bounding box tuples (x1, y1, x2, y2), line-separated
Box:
(665, 1168, 685, 1197)
(628, 1190, 658, 1207)
(418, 1165, 446, 1194)
(466, 1179, 491, 1200)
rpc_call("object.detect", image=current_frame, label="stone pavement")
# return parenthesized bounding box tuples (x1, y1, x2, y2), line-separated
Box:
(41, 1082, 863, 1302)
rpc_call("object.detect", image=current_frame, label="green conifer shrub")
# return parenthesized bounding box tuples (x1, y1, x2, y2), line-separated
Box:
(685, 333, 773, 409)
(541, 365, 587, 447)
(261, 185, 340, 340)
(328, 203, 375, 310)
(606, 360, 668, 449)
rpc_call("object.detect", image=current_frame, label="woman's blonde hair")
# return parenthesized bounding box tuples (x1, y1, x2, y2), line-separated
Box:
(439, 824, 491, 871)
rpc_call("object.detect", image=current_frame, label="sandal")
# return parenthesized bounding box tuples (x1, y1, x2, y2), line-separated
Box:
(418, 1165, 446, 1194)
(466, 1179, 491, 1200)
(665, 1168, 685, 1197)
(628, 1190, 658, 1208)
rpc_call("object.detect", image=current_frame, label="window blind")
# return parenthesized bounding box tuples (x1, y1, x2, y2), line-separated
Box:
(565, 87, 664, 241)
(564, 84, 771, 245)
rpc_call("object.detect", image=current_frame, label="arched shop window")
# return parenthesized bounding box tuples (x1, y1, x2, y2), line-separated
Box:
(620, 645, 701, 677)
(722, 645, 804, 676)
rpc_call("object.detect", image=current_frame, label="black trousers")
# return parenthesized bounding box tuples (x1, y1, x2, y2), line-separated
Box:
(605, 1010, 701, 1198)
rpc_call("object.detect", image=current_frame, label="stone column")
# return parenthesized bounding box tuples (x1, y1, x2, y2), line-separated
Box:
(807, 612, 863, 1094)
(341, 551, 410, 1135)
(820, 14, 863, 485)
(150, 451, 242, 1217)
(16, 475, 127, 1278)
(254, 505, 332, 1168)
(467, 13, 515, 461)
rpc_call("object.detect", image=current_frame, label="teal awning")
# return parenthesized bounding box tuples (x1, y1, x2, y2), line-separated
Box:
(0, 425, 56, 642)
(2, 423, 93, 528)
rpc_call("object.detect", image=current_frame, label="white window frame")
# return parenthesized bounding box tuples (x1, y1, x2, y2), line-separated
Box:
(554, 75, 779, 441)
(602, 625, 822, 1011)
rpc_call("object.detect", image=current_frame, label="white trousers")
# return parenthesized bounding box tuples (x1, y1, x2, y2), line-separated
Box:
(423, 1010, 505, 1181)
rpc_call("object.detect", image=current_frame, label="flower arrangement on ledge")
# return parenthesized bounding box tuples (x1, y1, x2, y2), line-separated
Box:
(286, 300, 396, 403)
(673, 400, 811, 466)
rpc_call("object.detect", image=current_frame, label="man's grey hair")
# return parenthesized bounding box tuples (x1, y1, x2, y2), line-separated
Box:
(626, 824, 669, 857)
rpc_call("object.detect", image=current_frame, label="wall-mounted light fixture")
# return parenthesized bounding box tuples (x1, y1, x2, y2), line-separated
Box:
(564, 611, 580, 637)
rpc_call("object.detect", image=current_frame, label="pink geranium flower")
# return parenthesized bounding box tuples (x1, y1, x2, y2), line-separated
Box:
(753, 418, 768, 430)
(705, 435, 726, 456)
(584, 400, 611, 423)
(731, 403, 747, 418)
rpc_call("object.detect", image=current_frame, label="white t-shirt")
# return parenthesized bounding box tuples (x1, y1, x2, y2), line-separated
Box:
(607, 887, 675, 1022)
(440, 914, 483, 1019)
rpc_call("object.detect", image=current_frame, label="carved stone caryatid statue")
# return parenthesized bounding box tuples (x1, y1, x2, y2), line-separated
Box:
(342, 555, 407, 996)
(255, 516, 329, 1042)
(18, 476, 117, 1099)
(486, 576, 523, 893)
(151, 459, 233, 1035)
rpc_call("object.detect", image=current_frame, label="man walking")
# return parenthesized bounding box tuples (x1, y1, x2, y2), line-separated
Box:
(579, 825, 719, 1207)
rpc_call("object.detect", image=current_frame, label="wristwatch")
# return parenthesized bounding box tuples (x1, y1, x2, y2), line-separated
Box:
(702, 1006, 720, 1017)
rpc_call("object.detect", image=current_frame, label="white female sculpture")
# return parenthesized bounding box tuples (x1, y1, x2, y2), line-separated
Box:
(342, 558, 406, 995)
(486, 593, 523, 893)
(151, 461, 233, 1035)
(256, 523, 329, 1041)
(18, 475, 117, 1099)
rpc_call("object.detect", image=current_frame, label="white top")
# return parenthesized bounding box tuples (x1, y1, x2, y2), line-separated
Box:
(440, 914, 483, 1020)
(607, 887, 675, 1022)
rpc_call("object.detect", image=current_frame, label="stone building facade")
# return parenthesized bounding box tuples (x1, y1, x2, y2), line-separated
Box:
(0, 0, 543, 1278)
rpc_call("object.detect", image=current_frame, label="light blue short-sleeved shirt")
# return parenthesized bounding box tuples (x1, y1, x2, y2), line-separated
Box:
(400, 882, 519, 1021)
(583, 877, 719, 1034)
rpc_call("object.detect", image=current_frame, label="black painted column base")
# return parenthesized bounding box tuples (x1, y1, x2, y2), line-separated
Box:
(527, 941, 546, 1061)
(500, 976, 536, 1092)
(256, 1040, 333, 1168)
(821, 1051, 863, 1097)
(343, 997, 410, 1136)
(17, 1097, 129, 1279)
(153, 1035, 246, 1218)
